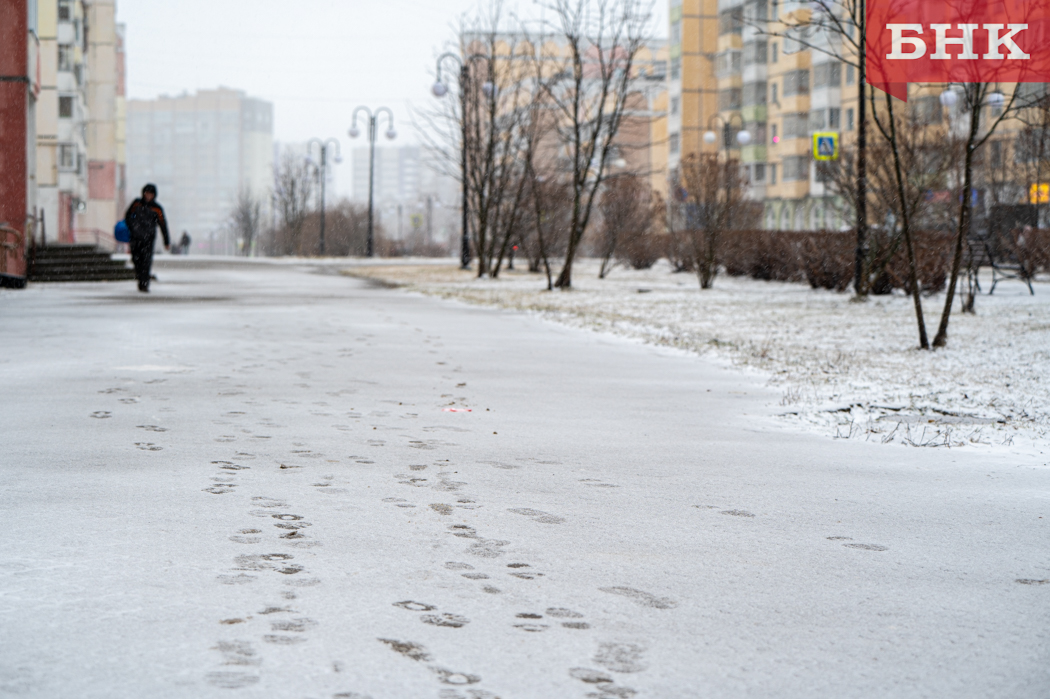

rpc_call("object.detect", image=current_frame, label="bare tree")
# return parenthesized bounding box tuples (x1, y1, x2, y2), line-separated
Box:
(596, 174, 654, 278)
(230, 187, 262, 257)
(932, 84, 1019, 348)
(678, 152, 749, 289)
(751, 0, 870, 296)
(520, 87, 573, 290)
(526, 0, 653, 289)
(869, 91, 935, 348)
(416, 2, 541, 278)
(272, 149, 315, 256)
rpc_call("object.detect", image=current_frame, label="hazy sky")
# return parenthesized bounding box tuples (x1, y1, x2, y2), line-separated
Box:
(118, 0, 666, 198)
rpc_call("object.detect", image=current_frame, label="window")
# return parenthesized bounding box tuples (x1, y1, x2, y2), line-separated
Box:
(742, 81, 767, 106)
(58, 96, 73, 118)
(812, 63, 842, 89)
(58, 45, 74, 72)
(770, 163, 777, 184)
(770, 82, 778, 104)
(671, 57, 680, 80)
(719, 7, 743, 35)
(846, 108, 855, 131)
(753, 163, 766, 182)
(771, 123, 778, 143)
(59, 144, 76, 170)
(669, 132, 680, 154)
(772, 0, 778, 19)
(828, 108, 841, 129)
(744, 0, 768, 23)
(846, 64, 855, 85)
(782, 112, 809, 138)
(771, 43, 778, 63)
(670, 97, 680, 115)
(1015, 129, 1044, 163)
(991, 140, 1003, 168)
(718, 88, 742, 110)
(782, 155, 810, 181)
(58, 0, 72, 20)
(783, 69, 810, 96)
(743, 40, 768, 67)
(716, 50, 742, 78)
(914, 96, 942, 124)
(747, 123, 768, 145)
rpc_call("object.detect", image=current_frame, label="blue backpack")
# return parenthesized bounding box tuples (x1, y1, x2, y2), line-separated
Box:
(114, 220, 130, 243)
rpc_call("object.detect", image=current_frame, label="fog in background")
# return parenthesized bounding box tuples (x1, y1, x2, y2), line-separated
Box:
(119, 0, 668, 200)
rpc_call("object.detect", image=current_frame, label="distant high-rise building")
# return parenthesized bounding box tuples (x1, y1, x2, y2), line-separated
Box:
(126, 88, 273, 245)
(352, 146, 421, 204)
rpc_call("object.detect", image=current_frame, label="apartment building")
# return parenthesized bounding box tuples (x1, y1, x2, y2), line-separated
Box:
(456, 32, 669, 198)
(31, 0, 126, 246)
(127, 88, 274, 246)
(667, 0, 719, 175)
(670, 0, 861, 230)
(35, 0, 90, 244)
(352, 146, 422, 206)
(82, 0, 127, 243)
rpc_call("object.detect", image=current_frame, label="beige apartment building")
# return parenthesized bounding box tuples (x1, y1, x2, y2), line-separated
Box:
(458, 33, 670, 198)
(34, 0, 126, 246)
(668, 0, 861, 230)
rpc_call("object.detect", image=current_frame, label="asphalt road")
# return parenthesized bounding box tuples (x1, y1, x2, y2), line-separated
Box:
(1, 260, 1047, 698)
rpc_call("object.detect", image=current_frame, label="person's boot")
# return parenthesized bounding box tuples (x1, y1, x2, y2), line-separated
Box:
(138, 282, 149, 293)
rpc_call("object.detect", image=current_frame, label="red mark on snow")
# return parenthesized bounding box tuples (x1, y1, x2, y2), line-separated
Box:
(442, 408, 472, 413)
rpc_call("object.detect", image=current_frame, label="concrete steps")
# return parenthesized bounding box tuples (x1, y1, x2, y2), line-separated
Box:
(30, 244, 135, 283)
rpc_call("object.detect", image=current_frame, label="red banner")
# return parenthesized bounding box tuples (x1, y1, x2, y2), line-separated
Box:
(867, 0, 1050, 101)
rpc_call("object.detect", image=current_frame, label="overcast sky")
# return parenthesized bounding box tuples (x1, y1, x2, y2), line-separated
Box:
(118, 0, 666, 198)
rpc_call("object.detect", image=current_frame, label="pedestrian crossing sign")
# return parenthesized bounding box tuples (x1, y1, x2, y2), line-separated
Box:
(813, 132, 839, 161)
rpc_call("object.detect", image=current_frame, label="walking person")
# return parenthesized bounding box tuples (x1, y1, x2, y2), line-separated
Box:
(177, 231, 191, 255)
(124, 184, 170, 292)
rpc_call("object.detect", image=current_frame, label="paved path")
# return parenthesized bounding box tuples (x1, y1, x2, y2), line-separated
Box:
(1, 261, 1047, 698)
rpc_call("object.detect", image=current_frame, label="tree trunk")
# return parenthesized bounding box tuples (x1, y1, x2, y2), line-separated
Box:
(885, 92, 929, 349)
(855, 1, 869, 297)
(933, 90, 982, 348)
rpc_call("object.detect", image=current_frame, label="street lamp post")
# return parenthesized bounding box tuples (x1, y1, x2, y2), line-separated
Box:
(432, 52, 493, 270)
(701, 114, 750, 228)
(703, 113, 749, 157)
(349, 106, 396, 258)
(306, 137, 342, 256)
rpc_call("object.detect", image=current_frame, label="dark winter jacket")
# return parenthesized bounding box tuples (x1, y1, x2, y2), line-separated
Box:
(124, 198, 170, 247)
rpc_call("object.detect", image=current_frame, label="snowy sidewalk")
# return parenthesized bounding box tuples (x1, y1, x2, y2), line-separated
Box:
(1, 262, 1047, 698)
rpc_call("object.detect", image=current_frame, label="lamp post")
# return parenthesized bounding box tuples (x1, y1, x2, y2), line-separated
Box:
(349, 106, 396, 257)
(703, 113, 750, 157)
(306, 137, 342, 256)
(432, 52, 493, 270)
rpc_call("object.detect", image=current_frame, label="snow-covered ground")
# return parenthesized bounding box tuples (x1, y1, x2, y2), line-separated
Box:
(1, 262, 1047, 698)
(345, 260, 1050, 458)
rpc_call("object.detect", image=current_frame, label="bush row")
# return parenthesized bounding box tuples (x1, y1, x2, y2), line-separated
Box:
(660, 229, 954, 293)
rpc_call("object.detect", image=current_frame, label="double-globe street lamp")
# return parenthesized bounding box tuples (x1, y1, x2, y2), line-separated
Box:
(703, 113, 750, 153)
(306, 137, 342, 256)
(349, 106, 396, 258)
(432, 52, 494, 270)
